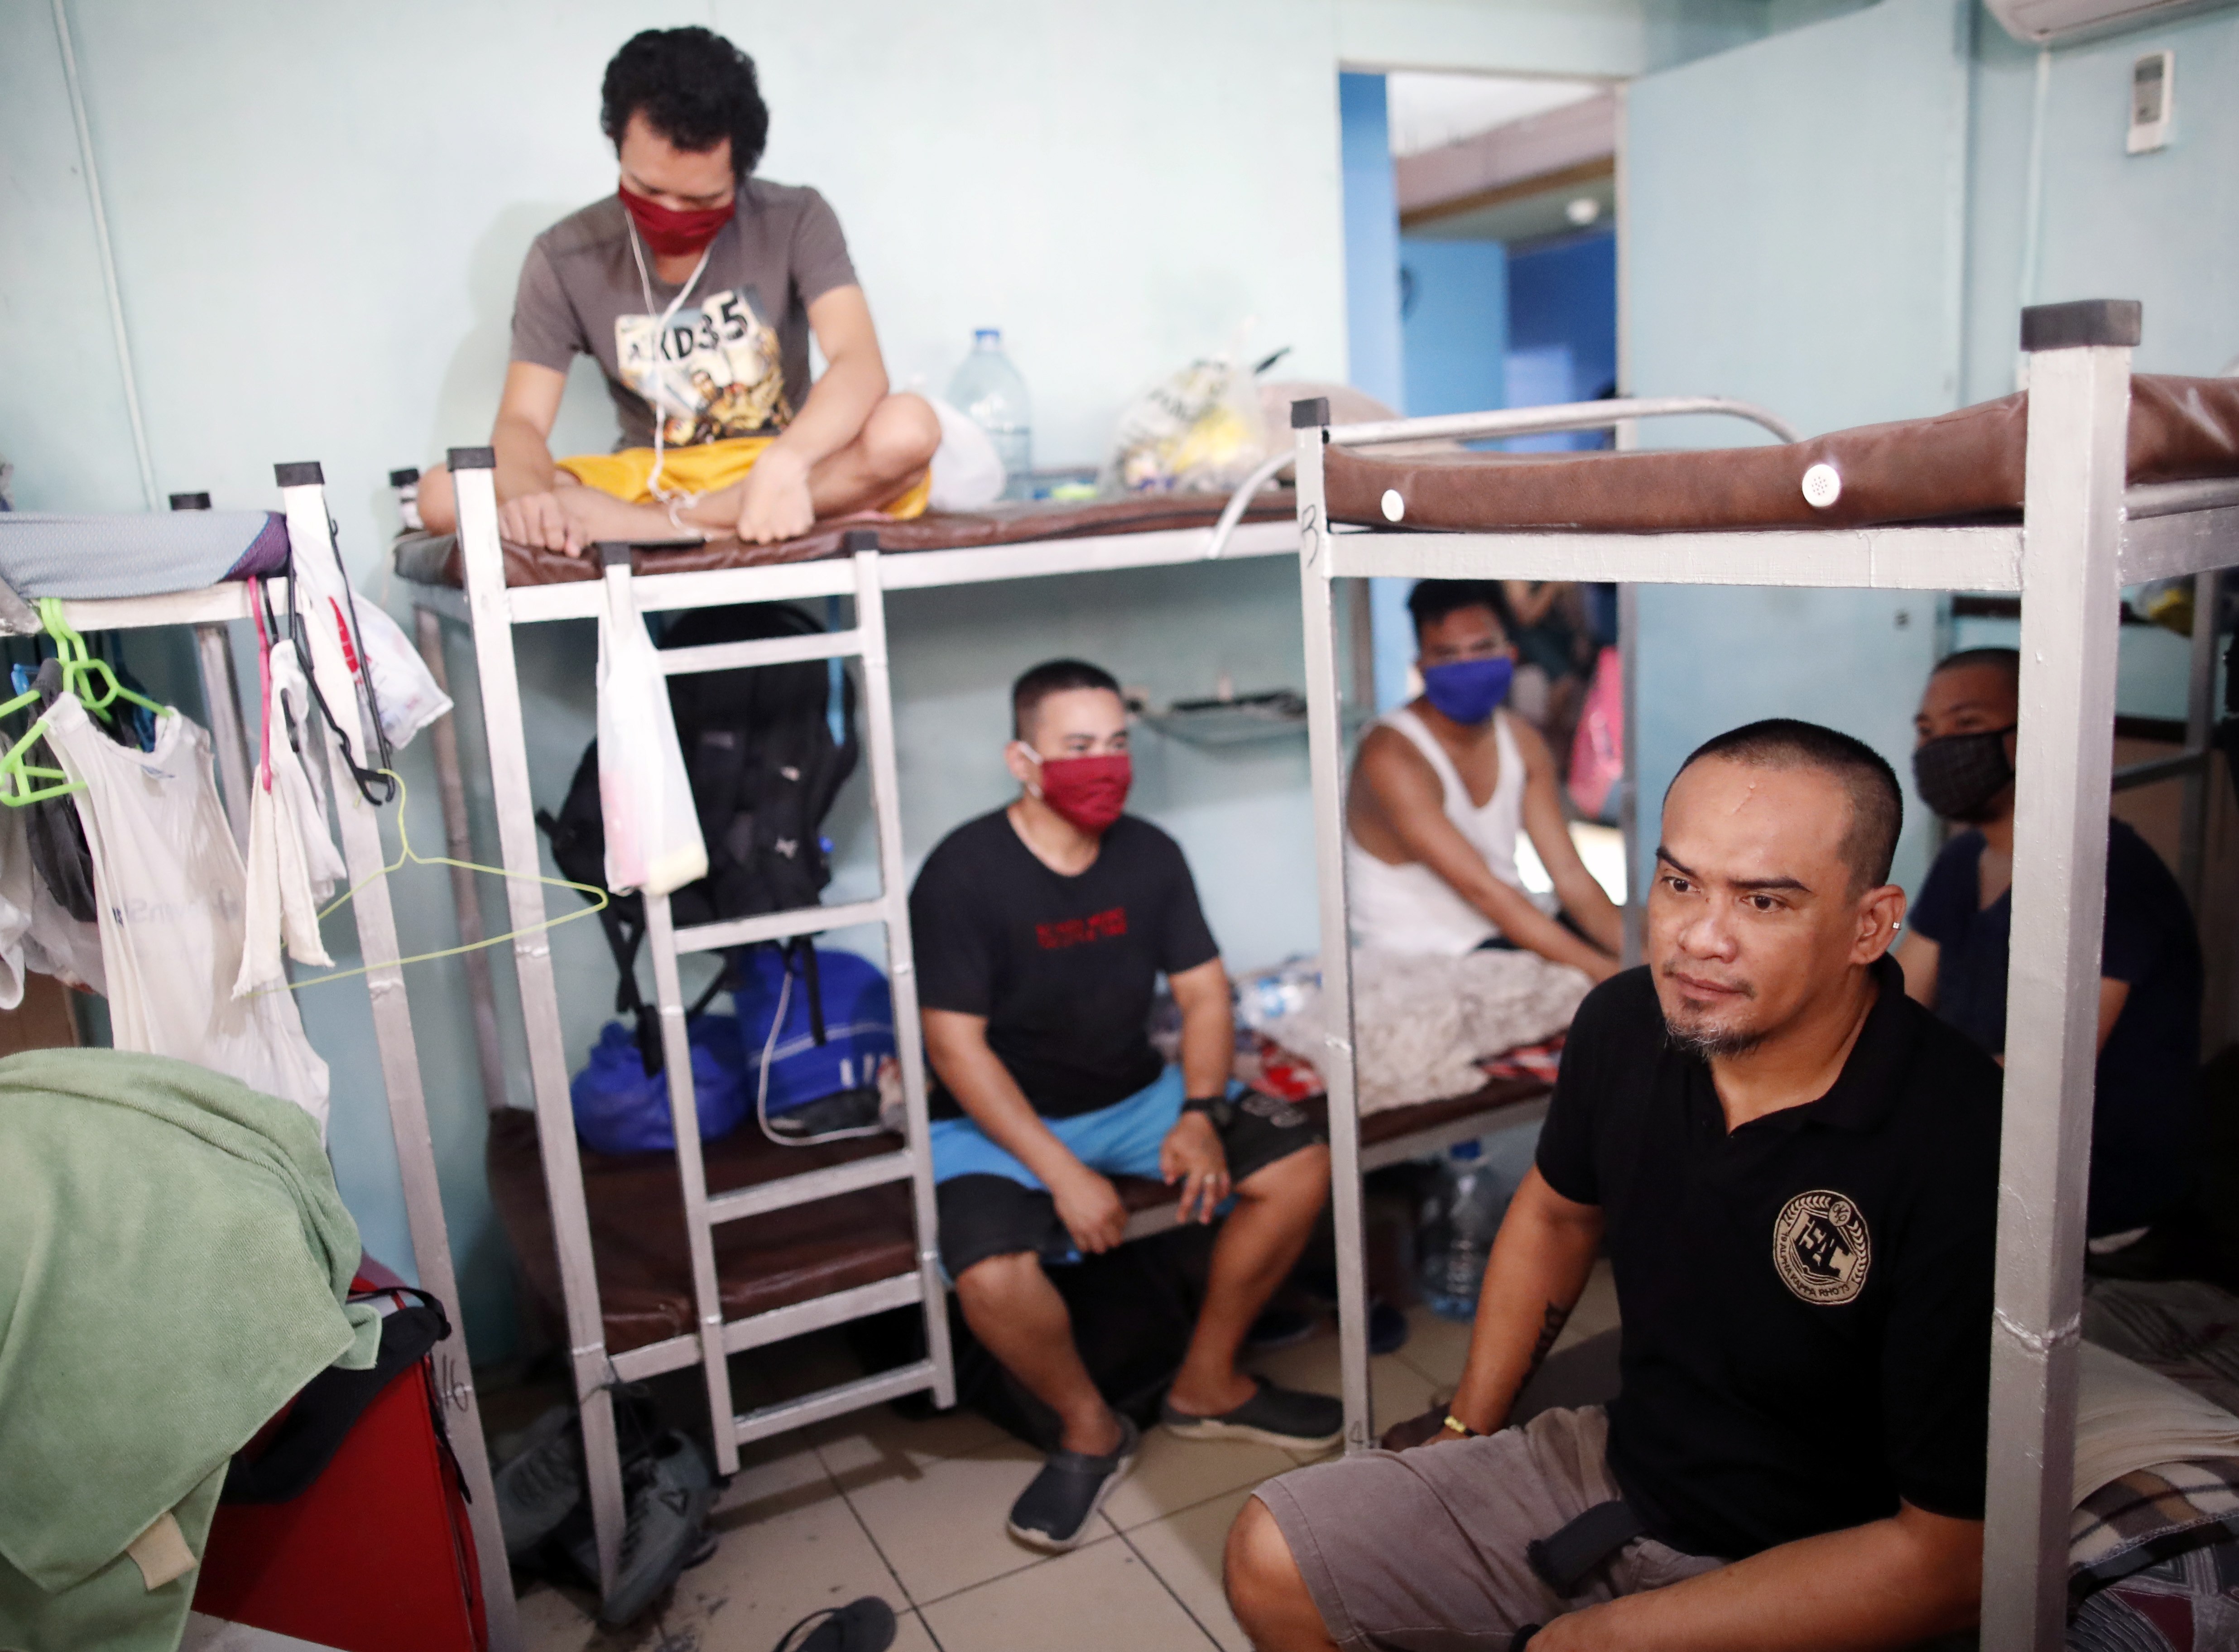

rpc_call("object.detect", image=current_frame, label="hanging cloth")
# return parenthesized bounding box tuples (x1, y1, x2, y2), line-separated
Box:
(42, 692, 330, 1133)
(235, 595, 343, 995)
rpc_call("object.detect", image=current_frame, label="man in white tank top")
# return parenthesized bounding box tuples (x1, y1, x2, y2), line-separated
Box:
(1346, 581, 1621, 981)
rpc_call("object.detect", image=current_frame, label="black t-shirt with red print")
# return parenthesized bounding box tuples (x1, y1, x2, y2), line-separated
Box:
(1536, 956, 2004, 1560)
(909, 810, 1220, 1121)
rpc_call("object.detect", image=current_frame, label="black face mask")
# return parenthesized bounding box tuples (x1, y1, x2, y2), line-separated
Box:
(1912, 726, 2016, 823)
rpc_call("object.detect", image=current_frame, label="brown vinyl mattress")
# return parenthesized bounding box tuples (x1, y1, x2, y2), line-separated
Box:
(487, 1075, 1549, 1356)
(394, 492, 1295, 591)
(1324, 374, 2239, 535)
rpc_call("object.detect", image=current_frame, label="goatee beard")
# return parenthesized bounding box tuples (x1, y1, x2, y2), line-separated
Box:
(1662, 1018, 1766, 1061)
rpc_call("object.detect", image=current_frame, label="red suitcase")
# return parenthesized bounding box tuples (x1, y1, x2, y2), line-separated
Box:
(193, 1277, 489, 1652)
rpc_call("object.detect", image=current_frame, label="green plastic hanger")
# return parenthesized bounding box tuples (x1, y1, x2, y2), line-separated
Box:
(37, 598, 170, 725)
(0, 674, 79, 807)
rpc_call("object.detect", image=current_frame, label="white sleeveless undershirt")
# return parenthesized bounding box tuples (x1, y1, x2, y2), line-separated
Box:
(1345, 706, 1526, 956)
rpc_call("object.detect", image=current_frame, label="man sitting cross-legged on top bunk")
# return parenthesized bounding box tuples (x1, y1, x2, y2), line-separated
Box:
(416, 25, 938, 555)
(1347, 579, 1621, 980)
(1228, 719, 2001, 1651)
(909, 659, 1341, 1553)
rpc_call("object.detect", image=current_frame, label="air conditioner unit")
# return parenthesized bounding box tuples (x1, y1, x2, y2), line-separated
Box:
(1984, 0, 2237, 44)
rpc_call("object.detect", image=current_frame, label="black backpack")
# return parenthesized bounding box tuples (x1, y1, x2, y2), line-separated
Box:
(538, 602, 860, 1072)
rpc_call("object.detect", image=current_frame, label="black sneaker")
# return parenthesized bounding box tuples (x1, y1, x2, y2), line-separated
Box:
(494, 1407, 583, 1562)
(1369, 1299, 1411, 1356)
(554, 1434, 715, 1626)
(1162, 1378, 1343, 1450)
(1004, 1415, 1139, 1553)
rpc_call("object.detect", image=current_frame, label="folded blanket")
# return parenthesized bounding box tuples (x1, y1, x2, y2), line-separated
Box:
(0, 1048, 378, 1652)
(1260, 949, 1590, 1115)
(2076, 1343, 2239, 1505)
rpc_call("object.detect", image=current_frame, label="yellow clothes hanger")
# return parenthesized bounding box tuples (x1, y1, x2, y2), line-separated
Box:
(264, 767, 610, 994)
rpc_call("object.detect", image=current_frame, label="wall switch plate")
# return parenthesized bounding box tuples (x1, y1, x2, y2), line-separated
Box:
(2128, 50, 2174, 153)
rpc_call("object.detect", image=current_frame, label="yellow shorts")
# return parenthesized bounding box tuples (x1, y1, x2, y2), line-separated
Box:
(555, 436, 931, 519)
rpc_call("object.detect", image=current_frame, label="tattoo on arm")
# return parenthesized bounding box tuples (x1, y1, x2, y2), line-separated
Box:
(1526, 1301, 1571, 1380)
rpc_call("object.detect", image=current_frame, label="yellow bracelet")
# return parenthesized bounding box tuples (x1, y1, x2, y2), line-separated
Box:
(1443, 1414, 1480, 1437)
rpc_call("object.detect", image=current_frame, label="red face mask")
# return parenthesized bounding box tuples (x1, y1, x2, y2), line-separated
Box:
(618, 181, 736, 258)
(1025, 751, 1132, 835)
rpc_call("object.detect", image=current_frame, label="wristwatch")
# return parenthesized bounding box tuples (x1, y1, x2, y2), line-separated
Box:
(1181, 1092, 1235, 1130)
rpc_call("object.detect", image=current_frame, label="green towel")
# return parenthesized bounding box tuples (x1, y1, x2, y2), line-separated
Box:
(0, 1048, 379, 1650)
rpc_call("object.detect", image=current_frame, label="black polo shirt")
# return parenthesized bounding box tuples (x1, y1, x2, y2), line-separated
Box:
(1536, 956, 2002, 1560)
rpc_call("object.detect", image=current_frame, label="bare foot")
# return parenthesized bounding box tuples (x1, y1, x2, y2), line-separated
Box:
(553, 483, 707, 556)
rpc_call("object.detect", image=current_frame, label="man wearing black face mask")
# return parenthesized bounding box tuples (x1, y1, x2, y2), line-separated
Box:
(1346, 581, 1622, 980)
(1895, 648, 2202, 1251)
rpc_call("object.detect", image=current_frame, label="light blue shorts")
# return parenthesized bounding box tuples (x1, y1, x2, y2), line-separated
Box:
(929, 1063, 1189, 1190)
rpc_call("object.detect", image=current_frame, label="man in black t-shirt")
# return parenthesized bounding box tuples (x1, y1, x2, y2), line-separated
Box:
(911, 659, 1337, 1554)
(1229, 719, 2001, 1649)
(1895, 647, 2201, 1250)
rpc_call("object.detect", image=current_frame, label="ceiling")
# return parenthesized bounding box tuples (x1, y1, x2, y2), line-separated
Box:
(1384, 72, 1605, 158)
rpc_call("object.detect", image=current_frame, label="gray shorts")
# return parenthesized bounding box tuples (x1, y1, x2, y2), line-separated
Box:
(1254, 1406, 1724, 1651)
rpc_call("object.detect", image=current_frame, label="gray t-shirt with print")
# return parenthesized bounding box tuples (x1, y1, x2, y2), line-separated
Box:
(509, 180, 858, 451)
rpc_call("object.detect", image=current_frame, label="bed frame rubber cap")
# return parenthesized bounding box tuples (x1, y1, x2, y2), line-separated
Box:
(2021, 299, 2141, 352)
(273, 462, 324, 487)
(447, 446, 497, 472)
(168, 492, 211, 511)
(1291, 397, 1331, 429)
(596, 543, 634, 570)
(842, 528, 880, 552)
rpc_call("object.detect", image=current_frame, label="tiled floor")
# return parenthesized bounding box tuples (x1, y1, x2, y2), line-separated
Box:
(509, 1261, 1621, 1652)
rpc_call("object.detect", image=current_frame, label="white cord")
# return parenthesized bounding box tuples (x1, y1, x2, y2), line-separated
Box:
(625, 219, 713, 509)
(51, 0, 156, 510)
(753, 952, 887, 1147)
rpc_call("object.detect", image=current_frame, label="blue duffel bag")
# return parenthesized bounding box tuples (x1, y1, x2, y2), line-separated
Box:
(733, 944, 895, 1143)
(570, 1013, 750, 1155)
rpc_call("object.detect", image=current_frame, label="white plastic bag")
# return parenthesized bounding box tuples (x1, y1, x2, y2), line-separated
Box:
(925, 395, 1006, 511)
(1102, 354, 1269, 495)
(597, 577, 707, 898)
(348, 598, 452, 749)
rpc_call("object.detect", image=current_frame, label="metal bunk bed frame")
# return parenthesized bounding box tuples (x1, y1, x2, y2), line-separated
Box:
(432, 450, 1324, 1592)
(1293, 300, 2236, 1648)
(422, 451, 1610, 1592)
(45, 465, 520, 1651)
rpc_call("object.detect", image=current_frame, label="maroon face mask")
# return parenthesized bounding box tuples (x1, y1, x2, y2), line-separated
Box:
(618, 181, 736, 258)
(1028, 751, 1132, 835)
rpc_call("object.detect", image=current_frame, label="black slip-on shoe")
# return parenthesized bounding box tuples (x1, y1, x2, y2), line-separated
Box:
(1245, 1305, 1320, 1350)
(1162, 1378, 1343, 1450)
(773, 1595, 899, 1652)
(1004, 1416, 1139, 1553)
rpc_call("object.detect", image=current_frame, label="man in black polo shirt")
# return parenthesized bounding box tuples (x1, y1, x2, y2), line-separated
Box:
(1226, 719, 2001, 1649)
(911, 659, 1338, 1555)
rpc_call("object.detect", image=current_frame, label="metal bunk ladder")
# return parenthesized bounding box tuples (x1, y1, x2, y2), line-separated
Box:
(447, 452, 954, 1593)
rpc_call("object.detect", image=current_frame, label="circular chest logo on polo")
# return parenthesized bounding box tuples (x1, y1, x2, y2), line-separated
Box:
(1772, 1190, 1872, 1305)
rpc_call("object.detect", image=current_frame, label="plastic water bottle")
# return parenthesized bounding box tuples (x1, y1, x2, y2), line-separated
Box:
(1417, 1143, 1514, 1321)
(948, 329, 1032, 493)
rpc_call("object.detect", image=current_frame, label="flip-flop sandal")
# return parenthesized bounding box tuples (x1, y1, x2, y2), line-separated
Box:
(772, 1595, 898, 1652)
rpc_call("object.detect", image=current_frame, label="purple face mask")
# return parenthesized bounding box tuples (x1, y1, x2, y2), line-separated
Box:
(1421, 656, 1514, 725)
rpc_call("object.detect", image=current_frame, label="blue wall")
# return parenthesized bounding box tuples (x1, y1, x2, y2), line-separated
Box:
(1399, 238, 1509, 417)
(1341, 72, 1405, 411)
(1505, 231, 1618, 451)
